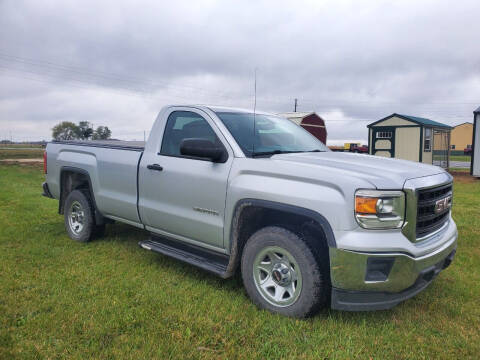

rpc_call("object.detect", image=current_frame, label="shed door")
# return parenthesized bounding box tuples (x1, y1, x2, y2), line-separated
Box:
(372, 127, 395, 158)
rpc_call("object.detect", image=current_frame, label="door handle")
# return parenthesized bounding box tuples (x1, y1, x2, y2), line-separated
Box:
(147, 164, 163, 171)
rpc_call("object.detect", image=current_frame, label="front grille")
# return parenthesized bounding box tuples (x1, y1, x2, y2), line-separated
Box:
(416, 183, 452, 238)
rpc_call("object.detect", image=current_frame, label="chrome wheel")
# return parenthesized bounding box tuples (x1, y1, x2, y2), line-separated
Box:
(68, 200, 85, 235)
(252, 246, 302, 307)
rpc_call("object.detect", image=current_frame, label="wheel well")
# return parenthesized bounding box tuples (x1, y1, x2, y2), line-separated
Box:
(228, 202, 332, 277)
(59, 170, 92, 215)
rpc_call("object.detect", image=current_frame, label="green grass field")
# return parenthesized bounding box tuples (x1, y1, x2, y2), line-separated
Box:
(1, 164, 479, 359)
(0, 144, 44, 148)
(433, 155, 471, 162)
(0, 148, 44, 160)
(449, 155, 471, 162)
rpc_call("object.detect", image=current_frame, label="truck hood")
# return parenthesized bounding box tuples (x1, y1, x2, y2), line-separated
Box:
(272, 151, 446, 189)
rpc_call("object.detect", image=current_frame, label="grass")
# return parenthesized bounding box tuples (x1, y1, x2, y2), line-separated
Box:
(0, 144, 43, 148)
(450, 155, 471, 162)
(1, 164, 479, 359)
(433, 155, 471, 162)
(0, 149, 44, 160)
(449, 168, 470, 173)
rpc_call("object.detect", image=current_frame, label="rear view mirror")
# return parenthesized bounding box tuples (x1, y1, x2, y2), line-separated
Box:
(180, 138, 227, 163)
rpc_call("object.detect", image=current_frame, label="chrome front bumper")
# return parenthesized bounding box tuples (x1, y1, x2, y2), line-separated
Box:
(329, 219, 458, 311)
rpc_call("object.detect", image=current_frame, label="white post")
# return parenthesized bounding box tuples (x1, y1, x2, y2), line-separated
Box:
(472, 107, 480, 176)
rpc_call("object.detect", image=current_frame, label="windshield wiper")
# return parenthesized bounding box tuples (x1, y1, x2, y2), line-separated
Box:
(251, 150, 303, 157)
(251, 149, 326, 157)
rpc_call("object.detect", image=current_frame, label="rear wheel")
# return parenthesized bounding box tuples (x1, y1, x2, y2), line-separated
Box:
(64, 190, 104, 242)
(241, 226, 329, 318)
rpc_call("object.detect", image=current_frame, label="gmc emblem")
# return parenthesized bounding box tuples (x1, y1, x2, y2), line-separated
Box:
(434, 195, 452, 214)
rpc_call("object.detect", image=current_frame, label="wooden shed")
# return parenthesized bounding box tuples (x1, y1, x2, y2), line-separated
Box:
(447, 122, 473, 154)
(367, 114, 452, 167)
(278, 112, 327, 144)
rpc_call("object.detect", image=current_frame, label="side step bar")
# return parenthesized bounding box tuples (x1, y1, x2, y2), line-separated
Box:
(139, 235, 229, 277)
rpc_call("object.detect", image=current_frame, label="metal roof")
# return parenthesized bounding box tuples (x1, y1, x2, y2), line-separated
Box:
(453, 122, 473, 128)
(397, 114, 452, 128)
(474, 106, 480, 113)
(368, 113, 452, 129)
(277, 112, 322, 126)
(277, 112, 315, 118)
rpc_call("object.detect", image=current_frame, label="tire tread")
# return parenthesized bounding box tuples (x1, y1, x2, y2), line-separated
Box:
(241, 226, 329, 318)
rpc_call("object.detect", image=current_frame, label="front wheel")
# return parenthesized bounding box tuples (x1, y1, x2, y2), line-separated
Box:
(241, 226, 329, 318)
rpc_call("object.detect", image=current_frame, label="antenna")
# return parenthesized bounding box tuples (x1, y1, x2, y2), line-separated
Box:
(254, 68, 257, 114)
(253, 67, 257, 155)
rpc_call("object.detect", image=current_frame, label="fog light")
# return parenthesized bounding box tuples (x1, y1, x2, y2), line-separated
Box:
(365, 257, 395, 282)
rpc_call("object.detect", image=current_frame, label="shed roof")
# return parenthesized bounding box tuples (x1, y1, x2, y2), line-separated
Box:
(278, 112, 324, 126)
(368, 113, 452, 129)
(278, 112, 315, 119)
(474, 106, 480, 113)
(453, 122, 473, 128)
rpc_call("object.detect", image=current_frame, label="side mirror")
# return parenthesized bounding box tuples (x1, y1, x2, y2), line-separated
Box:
(180, 138, 226, 163)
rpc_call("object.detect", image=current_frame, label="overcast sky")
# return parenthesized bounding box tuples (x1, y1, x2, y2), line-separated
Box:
(1, 0, 479, 143)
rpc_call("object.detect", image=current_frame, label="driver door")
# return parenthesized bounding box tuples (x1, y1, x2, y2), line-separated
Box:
(138, 110, 233, 249)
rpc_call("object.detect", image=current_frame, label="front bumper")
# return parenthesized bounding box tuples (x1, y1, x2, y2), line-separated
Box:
(329, 220, 458, 311)
(331, 249, 455, 311)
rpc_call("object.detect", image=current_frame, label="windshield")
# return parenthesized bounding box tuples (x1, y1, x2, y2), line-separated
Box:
(215, 112, 329, 157)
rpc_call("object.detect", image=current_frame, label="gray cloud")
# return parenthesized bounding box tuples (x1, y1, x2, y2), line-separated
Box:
(1, 0, 479, 142)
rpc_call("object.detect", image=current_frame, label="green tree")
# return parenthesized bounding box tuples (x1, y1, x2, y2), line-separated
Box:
(52, 122, 79, 140)
(92, 126, 112, 140)
(75, 121, 94, 140)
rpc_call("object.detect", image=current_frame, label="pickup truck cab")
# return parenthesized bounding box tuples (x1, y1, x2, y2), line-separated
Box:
(43, 105, 457, 317)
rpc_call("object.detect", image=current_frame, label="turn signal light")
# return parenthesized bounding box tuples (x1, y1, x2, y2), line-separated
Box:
(355, 197, 378, 214)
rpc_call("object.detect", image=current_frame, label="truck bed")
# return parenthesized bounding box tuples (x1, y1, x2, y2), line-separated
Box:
(46, 140, 145, 225)
(52, 140, 145, 151)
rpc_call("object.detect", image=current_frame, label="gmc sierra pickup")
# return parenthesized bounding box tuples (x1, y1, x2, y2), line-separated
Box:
(42, 105, 457, 317)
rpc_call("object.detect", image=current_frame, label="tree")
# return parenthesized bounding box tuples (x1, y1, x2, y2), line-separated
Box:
(52, 122, 79, 140)
(52, 121, 111, 141)
(75, 121, 94, 140)
(92, 126, 112, 140)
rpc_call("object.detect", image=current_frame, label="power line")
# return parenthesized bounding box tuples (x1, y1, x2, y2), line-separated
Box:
(1, 50, 478, 107)
(1, 70, 474, 122)
(0, 50, 477, 134)
(0, 51, 255, 101)
(0, 68, 195, 102)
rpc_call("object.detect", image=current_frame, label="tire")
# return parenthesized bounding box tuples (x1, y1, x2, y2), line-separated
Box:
(241, 226, 329, 318)
(64, 189, 103, 242)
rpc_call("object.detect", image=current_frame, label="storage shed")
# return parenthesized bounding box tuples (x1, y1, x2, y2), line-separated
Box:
(446, 122, 473, 154)
(278, 112, 327, 144)
(471, 106, 480, 177)
(367, 114, 452, 167)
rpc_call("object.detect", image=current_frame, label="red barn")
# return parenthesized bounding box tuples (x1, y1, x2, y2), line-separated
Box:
(278, 112, 327, 144)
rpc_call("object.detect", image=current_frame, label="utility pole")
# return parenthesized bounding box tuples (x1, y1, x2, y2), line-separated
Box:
(294, 98, 298, 112)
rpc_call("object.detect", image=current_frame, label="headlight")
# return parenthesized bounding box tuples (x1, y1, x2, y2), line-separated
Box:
(355, 190, 405, 229)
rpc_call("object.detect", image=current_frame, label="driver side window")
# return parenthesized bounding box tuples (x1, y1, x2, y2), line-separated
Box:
(160, 111, 220, 157)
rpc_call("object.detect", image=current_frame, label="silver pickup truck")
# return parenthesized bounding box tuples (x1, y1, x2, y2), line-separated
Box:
(42, 105, 457, 317)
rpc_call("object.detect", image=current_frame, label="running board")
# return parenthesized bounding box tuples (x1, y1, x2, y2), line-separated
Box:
(139, 235, 229, 277)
